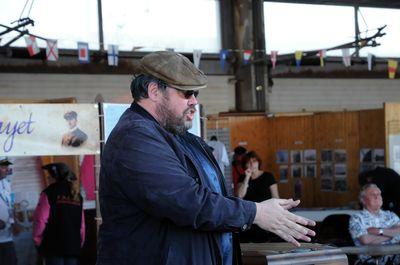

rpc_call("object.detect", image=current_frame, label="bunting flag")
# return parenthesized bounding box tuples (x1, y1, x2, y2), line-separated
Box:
(46, 39, 58, 61)
(24, 35, 40, 56)
(193, 49, 202, 68)
(318, 50, 326, 67)
(388, 60, 398, 79)
(219, 49, 228, 70)
(107, 44, 119, 66)
(270, 51, 278, 69)
(367, 53, 374, 71)
(243, 50, 252, 64)
(295, 50, 302, 67)
(77, 42, 90, 64)
(342, 48, 351, 67)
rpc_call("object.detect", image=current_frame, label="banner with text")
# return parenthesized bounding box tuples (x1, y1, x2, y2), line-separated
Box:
(0, 104, 100, 156)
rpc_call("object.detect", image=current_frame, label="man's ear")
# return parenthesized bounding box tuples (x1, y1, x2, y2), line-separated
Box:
(147, 82, 161, 101)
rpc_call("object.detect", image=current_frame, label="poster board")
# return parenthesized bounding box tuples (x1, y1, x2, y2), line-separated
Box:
(103, 103, 201, 142)
(0, 104, 100, 156)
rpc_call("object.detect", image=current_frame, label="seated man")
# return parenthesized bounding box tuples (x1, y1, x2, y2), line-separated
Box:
(349, 183, 400, 265)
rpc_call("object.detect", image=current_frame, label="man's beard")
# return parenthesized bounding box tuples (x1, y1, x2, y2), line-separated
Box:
(156, 93, 195, 135)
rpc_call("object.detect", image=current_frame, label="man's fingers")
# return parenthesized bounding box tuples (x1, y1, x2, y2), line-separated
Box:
(284, 218, 316, 238)
(279, 199, 300, 210)
(275, 229, 301, 247)
(286, 211, 316, 227)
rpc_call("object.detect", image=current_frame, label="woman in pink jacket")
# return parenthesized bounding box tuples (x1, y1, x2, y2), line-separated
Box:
(33, 163, 85, 265)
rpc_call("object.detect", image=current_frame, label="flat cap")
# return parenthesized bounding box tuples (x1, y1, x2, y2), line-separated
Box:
(0, 157, 12, 166)
(139, 51, 207, 91)
(64, 111, 78, 120)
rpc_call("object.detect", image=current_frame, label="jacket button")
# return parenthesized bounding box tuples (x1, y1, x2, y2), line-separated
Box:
(241, 224, 248, 231)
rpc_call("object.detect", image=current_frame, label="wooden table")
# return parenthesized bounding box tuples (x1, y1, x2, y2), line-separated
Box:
(241, 242, 348, 265)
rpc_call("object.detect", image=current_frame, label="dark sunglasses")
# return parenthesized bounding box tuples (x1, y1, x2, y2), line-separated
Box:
(176, 89, 199, 99)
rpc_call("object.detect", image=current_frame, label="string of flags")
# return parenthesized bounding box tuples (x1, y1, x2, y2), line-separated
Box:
(22, 38, 399, 78)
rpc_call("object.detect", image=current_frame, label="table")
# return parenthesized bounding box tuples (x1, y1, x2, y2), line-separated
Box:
(241, 242, 348, 265)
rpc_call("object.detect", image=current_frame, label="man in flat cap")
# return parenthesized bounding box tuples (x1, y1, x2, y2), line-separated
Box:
(61, 111, 88, 147)
(0, 157, 17, 265)
(97, 51, 315, 265)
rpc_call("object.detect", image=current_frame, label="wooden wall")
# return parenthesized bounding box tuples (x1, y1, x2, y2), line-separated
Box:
(207, 109, 385, 208)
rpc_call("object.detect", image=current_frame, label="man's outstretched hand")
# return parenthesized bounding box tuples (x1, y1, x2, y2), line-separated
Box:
(254, 198, 316, 247)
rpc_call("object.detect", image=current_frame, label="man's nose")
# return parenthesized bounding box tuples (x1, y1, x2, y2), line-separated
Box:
(188, 95, 198, 105)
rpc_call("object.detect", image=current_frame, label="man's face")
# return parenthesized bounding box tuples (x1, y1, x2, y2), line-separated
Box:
(67, 118, 77, 129)
(0, 165, 9, 180)
(363, 186, 383, 212)
(156, 87, 198, 134)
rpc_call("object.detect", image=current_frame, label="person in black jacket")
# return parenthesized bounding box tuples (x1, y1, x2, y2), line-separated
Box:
(33, 163, 85, 265)
(97, 51, 315, 265)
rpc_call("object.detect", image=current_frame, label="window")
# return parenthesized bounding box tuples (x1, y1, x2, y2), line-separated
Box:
(102, 0, 221, 52)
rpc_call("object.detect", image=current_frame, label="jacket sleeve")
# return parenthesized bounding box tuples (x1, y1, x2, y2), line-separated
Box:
(32, 192, 50, 246)
(106, 124, 256, 232)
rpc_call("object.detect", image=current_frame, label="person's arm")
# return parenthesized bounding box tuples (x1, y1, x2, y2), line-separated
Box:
(253, 198, 315, 247)
(237, 169, 251, 199)
(80, 207, 86, 248)
(270, 183, 279, 199)
(221, 145, 229, 166)
(110, 124, 314, 245)
(32, 193, 50, 247)
(369, 225, 400, 239)
(359, 227, 391, 245)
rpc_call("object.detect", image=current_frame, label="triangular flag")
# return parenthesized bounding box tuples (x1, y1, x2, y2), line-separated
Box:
(77, 42, 90, 64)
(46, 39, 58, 61)
(367, 53, 374, 71)
(318, 50, 326, 67)
(295, 51, 302, 67)
(243, 50, 252, 64)
(270, 51, 278, 69)
(193, 49, 202, 68)
(219, 49, 228, 70)
(24, 35, 40, 56)
(342, 48, 351, 67)
(388, 60, 398, 79)
(107, 44, 119, 66)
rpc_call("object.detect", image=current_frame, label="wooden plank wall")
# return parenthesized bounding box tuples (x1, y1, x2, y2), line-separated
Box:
(207, 109, 385, 208)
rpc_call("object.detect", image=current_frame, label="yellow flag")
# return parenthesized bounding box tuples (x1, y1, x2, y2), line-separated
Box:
(388, 60, 398, 79)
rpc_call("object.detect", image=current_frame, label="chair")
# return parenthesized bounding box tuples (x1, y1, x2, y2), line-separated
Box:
(315, 214, 354, 247)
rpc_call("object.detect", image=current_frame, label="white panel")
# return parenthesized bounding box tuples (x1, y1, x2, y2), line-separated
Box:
(0, 73, 235, 115)
(269, 78, 400, 113)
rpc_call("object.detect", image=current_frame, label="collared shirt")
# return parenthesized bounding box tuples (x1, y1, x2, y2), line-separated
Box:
(349, 209, 400, 262)
(177, 136, 232, 265)
(0, 178, 13, 243)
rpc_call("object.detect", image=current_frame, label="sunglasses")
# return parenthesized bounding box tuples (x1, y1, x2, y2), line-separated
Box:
(175, 88, 199, 99)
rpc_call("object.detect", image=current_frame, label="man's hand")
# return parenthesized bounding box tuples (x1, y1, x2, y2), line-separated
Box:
(367, 227, 382, 236)
(254, 198, 316, 247)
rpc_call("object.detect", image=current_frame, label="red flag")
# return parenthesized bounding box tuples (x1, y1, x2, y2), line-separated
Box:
(243, 50, 252, 64)
(24, 36, 40, 56)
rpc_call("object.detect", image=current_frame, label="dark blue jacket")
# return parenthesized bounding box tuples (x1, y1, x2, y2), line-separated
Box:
(97, 103, 256, 265)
